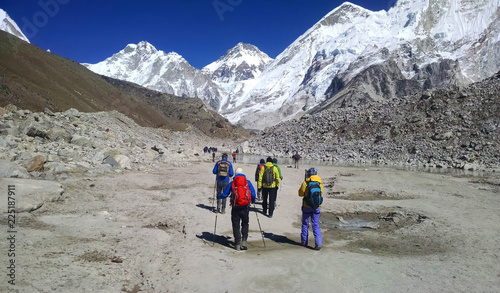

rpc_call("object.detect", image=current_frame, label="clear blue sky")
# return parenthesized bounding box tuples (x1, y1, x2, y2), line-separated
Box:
(1, 0, 396, 69)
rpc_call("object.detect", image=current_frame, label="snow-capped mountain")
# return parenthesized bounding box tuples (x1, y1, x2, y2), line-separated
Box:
(202, 42, 273, 84)
(201, 42, 273, 112)
(225, 0, 500, 129)
(84, 41, 224, 110)
(67, 0, 500, 129)
(0, 9, 30, 43)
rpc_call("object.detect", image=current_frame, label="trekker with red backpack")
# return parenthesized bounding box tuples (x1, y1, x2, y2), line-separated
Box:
(212, 153, 234, 214)
(218, 168, 256, 251)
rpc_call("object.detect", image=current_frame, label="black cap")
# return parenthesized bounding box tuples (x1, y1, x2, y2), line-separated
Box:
(272, 158, 278, 164)
(266, 157, 273, 163)
(222, 153, 228, 158)
(260, 159, 265, 164)
(307, 167, 318, 176)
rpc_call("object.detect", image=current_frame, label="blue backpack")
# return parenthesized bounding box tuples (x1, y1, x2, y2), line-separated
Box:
(305, 181, 323, 209)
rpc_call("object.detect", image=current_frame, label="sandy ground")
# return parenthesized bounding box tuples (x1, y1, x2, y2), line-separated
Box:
(1, 157, 500, 292)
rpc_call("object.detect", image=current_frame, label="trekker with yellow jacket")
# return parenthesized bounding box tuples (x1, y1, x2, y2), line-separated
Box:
(258, 157, 280, 218)
(298, 167, 323, 250)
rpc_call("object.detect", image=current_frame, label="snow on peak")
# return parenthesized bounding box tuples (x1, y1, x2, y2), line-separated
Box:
(84, 41, 189, 85)
(202, 42, 273, 83)
(223, 0, 499, 129)
(0, 9, 30, 43)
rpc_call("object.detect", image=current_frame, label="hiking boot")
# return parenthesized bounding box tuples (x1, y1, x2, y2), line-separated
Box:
(235, 243, 241, 251)
(313, 245, 322, 251)
(221, 208, 226, 214)
(241, 240, 248, 250)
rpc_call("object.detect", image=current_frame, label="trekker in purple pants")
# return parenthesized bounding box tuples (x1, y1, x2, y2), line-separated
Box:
(298, 167, 323, 250)
(301, 207, 322, 248)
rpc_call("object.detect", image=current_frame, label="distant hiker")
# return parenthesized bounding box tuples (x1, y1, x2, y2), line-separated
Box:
(258, 157, 280, 218)
(204, 146, 208, 153)
(212, 153, 234, 214)
(212, 151, 216, 162)
(232, 151, 236, 163)
(298, 167, 323, 250)
(254, 159, 265, 201)
(218, 168, 256, 251)
(293, 152, 301, 169)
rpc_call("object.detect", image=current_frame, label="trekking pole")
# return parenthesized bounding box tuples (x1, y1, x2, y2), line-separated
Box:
(212, 209, 218, 246)
(253, 203, 266, 248)
(212, 179, 217, 212)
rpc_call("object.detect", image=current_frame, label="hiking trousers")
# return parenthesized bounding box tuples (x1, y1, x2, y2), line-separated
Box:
(231, 207, 250, 245)
(262, 187, 277, 217)
(301, 206, 322, 247)
(216, 181, 229, 212)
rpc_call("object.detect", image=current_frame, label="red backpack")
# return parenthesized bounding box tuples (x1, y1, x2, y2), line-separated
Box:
(231, 176, 251, 207)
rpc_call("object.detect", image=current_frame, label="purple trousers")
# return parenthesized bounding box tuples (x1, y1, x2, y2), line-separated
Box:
(301, 206, 322, 247)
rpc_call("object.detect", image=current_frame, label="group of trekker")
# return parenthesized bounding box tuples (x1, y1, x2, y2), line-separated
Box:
(204, 146, 220, 162)
(212, 153, 323, 251)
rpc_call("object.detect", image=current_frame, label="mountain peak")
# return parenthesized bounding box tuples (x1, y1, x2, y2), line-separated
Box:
(0, 9, 30, 43)
(123, 41, 158, 55)
(318, 2, 373, 27)
(202, 42, 273, 83)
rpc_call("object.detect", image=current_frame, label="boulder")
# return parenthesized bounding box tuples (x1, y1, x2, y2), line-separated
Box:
(27, 155, 46, 172)
(113, 154, 131, 170)
(103, 155, 120, 167)
(0, 178, 64, 213)
(70, 135, 92, 147)
(0, 160, 30, 178)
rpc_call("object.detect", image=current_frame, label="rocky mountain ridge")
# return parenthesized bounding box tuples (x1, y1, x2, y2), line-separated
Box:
(0, 105, 215, 181)
(78, 0, 499, 130)
(244, 70, 500, 171)
(228, 0, 499, 129)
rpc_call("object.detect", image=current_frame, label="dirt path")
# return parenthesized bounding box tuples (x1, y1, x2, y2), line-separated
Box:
(1, 161, 500, 292)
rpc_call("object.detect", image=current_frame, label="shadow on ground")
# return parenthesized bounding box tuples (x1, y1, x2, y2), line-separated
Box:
(197, 232, 233, 249)
(263, 232, 302, 247)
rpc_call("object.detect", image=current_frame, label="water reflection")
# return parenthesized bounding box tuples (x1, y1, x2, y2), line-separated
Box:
(234, 153, 493, 177)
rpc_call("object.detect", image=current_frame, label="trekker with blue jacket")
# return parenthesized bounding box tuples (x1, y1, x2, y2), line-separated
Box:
(218, 168, 256, 250)
(212, 153, 234, 214)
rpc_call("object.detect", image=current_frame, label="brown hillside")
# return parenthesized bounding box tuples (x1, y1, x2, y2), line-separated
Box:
(0, 31, 170, 128)
(100, 76, 253, 139)
(0, 30, 251, 139)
